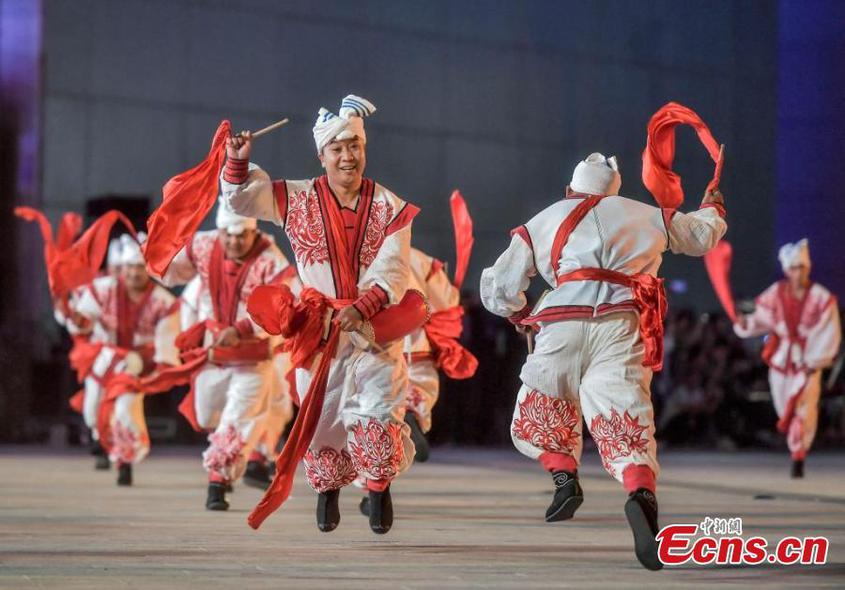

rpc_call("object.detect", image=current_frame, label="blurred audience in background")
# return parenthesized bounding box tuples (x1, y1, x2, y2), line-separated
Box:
(17, 294, 845, 454)
(428, 301, 845, 454)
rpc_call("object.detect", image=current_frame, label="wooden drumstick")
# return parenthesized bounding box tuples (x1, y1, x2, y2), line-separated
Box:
(235, 117, 290, 140)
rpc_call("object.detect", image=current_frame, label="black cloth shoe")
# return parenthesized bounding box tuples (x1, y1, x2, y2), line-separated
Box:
(243, 460, 272, 490)
(404, 413, 430, 463)
(316, 489, 341, 532)
(368, 486, 393, 534)
(225, 482, 234, 493)
(206, 482, 230, 511)
(117, 463, 132, 486)
(93, 443, 110, 470)
(624, 488, 663, 571)
(791, 459, 805, 479)
(545, 470, 584, 522)
(359, 495, 370, 516)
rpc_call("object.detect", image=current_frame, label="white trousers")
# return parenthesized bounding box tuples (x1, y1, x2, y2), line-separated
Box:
(109, 393, 150, 465)
(195, 361, 274, 481)
(770, 369, 821, 459)
(84, 346, 149, 464)
(299, 333, 414, 493)
(512, 312, 659, 485)
(255, 353, 295, 458)
(405, 358, 439, 433)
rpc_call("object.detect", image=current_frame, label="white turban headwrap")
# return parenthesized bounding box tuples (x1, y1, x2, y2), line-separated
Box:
(119, 232, 147, 266)
(570, 153, 622, 196)
(215, 196, 257, 235)
(778, 238, 811, 271)
(312, 94, 376, 153)
(107, 238, 123, 268)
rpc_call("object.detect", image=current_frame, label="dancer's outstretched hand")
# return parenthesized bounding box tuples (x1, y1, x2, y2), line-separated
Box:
(702, 188, 724, 206)
(336, 306, 363, 332)
(226, 130, 252, 160)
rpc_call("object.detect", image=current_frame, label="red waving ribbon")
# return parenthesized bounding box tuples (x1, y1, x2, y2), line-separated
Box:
(424, 307, 478, 379)
(642, 102, 723, 209)
(14, 207, 84, 297)
(703, 240, 737, 322)
(49, 210, 137, 299)
(145, 120, 231, 277)
(56, 212, 84, 250)
(449, 190, 474, 289)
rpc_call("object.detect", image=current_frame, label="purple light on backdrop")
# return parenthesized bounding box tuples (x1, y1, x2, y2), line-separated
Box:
(0, 0, 41, 197)
(776, 0, 845, 297)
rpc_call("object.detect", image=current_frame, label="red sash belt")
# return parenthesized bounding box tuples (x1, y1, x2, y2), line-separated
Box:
(555, 268, 667, 371)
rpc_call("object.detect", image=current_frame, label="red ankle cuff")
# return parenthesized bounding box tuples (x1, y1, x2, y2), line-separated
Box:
(209, 472, 228, 484)
(248, 451, 266, 463)
(622, 464, 656, 494)
(539, 452, 578, 474)
(366, 478, 390, 492)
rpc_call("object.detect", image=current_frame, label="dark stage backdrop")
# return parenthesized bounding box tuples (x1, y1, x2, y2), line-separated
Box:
(4, 1, 840, 445)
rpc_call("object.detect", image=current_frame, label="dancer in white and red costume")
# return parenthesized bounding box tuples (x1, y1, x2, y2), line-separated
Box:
(161, 200, 299, 509)
(67, 234, 180, 486)
(734, 239, 840, 477)
(178, 274, 294, 490)
(224, 95, 421, 535)
(481, 149, 727, 569)
(403, 246, 478, 458)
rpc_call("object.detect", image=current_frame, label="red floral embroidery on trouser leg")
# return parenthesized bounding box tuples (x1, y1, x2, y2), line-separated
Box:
(787, 417, 805, 458)
(348, 419, 405, 481)
(511, 389, 581, 455)
(589, 408, 650, 478)
(109, 420, 138, 464)
(303, 447, 357, 493)
(202, 424, 245, 478)
(405, 387, 426, 420)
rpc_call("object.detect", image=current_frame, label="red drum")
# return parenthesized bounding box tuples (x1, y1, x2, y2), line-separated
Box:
(367, 289, 429, 345)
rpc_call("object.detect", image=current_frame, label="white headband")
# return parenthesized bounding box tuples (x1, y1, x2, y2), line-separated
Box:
(778, 239, 810, 271)
(570, 153, 622, 196)
(312, 94, 376, 153)
(215, 196, 257, 235)
(119, 232, 147, 266)
(107, 238, 123, 268)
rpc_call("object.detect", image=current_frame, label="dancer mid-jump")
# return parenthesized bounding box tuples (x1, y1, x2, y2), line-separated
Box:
(480, 150, 727, 570)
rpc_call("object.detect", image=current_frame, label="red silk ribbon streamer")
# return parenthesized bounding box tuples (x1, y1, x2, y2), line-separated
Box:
(424, 307, 478, 379)
(642, 102, 723, 209)
(47, 210, 137, 299)
(15, 207, 86, 298)
(703, 240, 737, 321)
(248, 324, 341, 530)
(145, 120, 231, 277)
(449, 190, 474, 289)
(98, 351, 208, 453)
